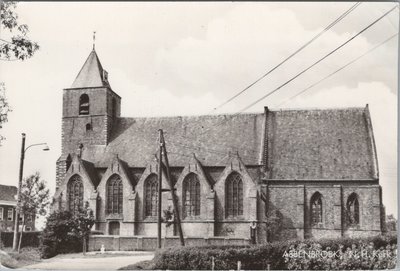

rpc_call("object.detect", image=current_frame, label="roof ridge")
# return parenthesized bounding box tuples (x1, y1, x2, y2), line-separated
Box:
(269, 105, 367, 112)
(117, 112, 265, 121)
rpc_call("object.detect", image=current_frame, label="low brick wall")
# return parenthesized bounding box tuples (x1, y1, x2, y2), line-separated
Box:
(89, 235, 251, 251)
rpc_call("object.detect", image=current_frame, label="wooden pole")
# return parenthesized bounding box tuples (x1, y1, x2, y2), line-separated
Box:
(160, 130, 185, 246)
(17, 216, 25, 253)
(13, 133, 25, 251)
(157, 130, 163, 249)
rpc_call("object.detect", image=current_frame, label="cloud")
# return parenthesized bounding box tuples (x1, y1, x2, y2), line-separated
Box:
(140, 2, 397, 105)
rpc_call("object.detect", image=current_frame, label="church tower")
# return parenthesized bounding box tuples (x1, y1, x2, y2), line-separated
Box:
(56, 48, 121, 189)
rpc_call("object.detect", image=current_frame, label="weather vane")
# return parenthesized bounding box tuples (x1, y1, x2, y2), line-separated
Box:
(93, 31, 96, 50)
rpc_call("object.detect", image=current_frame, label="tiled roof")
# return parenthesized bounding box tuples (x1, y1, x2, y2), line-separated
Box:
(266, 107, 377, 180)
(70, 50, 110, 89)
(0, 184, 17, 202)
(81, 113, 265, 167)
(78, 106, 377, 181)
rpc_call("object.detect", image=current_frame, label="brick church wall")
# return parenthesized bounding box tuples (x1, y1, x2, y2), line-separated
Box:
(264, 182, 382, 242)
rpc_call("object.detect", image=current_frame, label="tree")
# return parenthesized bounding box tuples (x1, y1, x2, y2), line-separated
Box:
(40, 211, 82, 258)
(0, 1, 39, 61)
(0, 83, 11, 145)
(76, 202, 95, 254)
(0, 1, 39, 144)
(17, 172, 50, 252)
(40, 204, 95, 258)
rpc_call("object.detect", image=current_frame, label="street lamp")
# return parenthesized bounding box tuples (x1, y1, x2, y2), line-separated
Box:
(12, 133, 50, 251)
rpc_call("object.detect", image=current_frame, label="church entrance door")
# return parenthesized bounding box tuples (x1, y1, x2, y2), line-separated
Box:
(109, 221, 120, 235)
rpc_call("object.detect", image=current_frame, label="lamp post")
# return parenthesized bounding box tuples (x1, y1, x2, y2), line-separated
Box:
(12, 133, 49, 251)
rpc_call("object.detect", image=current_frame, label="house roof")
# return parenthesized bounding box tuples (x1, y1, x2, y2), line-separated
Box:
(81, 113, 265, 168)
(70, 49, 110, 89)
(0, 184, 17, 202)
(266, 106, 378, 180)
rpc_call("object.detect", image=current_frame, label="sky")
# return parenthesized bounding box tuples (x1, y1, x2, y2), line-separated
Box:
(0, 2, 398, 228)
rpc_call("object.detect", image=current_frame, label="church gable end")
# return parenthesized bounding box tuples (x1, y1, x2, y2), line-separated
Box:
(265, 107, 378, 180)
(96, 155, 135, 222)
(175, 154, 214, 221)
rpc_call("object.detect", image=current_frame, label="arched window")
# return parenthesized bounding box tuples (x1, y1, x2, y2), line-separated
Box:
(347, 193, 360, 226)
(68, 175, 83, 214)
(310, 192, 323, 226)
(107, 175, 123, 214)
(145, 174, 158, 217)
(79, 94, 89, 115)
(226, 172, 243, 217)
(183, 173, 200, 218)
(85, 123, 92, 131)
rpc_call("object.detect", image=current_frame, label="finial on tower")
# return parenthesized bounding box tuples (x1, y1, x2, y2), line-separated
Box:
(93, 31, 96, 50)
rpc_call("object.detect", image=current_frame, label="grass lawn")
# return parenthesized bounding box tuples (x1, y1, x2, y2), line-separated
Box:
(119, 260, 155, 270)
(0, 247, 42, 268)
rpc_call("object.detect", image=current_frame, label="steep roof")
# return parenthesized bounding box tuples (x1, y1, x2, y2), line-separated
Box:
(78, 106, 378, 181)
(265, 106, 378, 180)
(81, 113, 265, 167)
(0, 184, 17, 202)
(70, 50, 110, 89)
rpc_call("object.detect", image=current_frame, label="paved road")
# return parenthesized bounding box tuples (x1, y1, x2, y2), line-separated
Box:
(24, 252, 154, 270)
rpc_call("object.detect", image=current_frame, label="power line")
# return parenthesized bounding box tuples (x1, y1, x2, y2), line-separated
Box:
(210, 2, 362, 113)
(220, 5, 398, 122)
(148, 4, 396, 161)
(276, 32, 398, 107)
(194, 5, 397, 136)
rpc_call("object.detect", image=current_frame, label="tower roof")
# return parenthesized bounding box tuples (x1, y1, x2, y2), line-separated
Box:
(70, 49, 110, 89)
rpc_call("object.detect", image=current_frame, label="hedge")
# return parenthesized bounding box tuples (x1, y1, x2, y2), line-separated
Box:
(0, 231, 41, 248)
(152, 234, 397, 270)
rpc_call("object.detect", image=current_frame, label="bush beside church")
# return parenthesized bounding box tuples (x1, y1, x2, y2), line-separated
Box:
(151, 234, 397, 270)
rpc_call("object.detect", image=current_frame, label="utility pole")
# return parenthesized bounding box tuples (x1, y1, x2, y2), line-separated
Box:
(13, 133, 25, 251)
(159, 130, 185, 246)
(157, 130, 163, 249)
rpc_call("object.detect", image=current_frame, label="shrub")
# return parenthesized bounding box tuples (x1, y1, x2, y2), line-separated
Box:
(39, 211, 82, 258)
(284, 240, 397, 270)
(152, 235, 397, 270)
(39, 207, 94, 259)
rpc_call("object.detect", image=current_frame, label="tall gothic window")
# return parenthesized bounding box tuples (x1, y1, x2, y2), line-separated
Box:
(145, 174, 158, 217)
(68, 175, 83, 214)
(347, 193, 360, 226)
(226, 172, 243, 217)
(311, 192, 323, 226)
(183, 173, 200, 218)
(107, 175, 123, 214)
(79, 94, 89, 115)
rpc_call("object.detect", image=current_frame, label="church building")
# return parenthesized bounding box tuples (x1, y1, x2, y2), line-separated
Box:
(53, 48, 384, 245)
